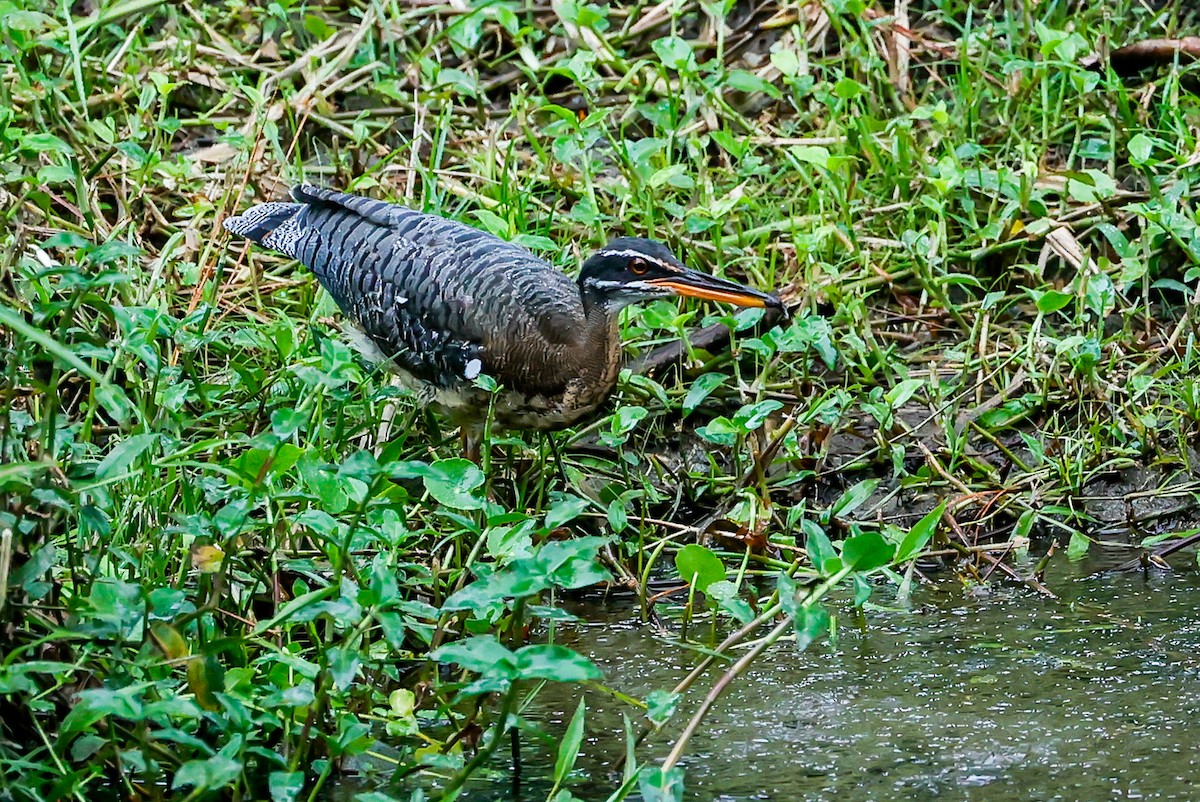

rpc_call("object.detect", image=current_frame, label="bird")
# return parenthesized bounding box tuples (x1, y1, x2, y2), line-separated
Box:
(224, 184, 783, 457)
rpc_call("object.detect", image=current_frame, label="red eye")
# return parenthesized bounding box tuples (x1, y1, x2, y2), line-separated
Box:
(629, 258, 648, 275)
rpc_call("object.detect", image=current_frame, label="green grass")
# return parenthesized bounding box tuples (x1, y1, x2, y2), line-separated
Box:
(4, 0, 1200, 799)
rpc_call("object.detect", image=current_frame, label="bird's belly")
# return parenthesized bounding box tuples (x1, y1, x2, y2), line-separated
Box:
(433, 384, 603, 432)
(344, 325, 614, 433)
(386, 372, 605, 433)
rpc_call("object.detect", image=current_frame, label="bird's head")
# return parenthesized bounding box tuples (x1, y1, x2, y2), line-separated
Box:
(578, 238, 783, 314)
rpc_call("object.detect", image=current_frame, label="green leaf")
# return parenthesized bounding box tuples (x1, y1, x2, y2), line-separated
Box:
(540, 536, 613, 588)
(885, 378, 924, 408)
(1127, 133, 1154, 165)
(269, 771, 305, 802)
(429, 636, 516, 678)
(326, 646, 361, 691)
(696, 416, 739, 446)
(769, 47, 800, 77)
(726, 69, 781, 98)
(793, 603, 830, 651)
(1034, 289, 1073, 314)
(172, 755, 241, 792)
(734, 399, 783, 431)
(607, 499, 628, 534)
(829, 479, 878, 520)
(0, 460, 48, 491)
(610, 405, 648, 436)
(552, 699, 587, 787)
(842, 532, 892, 572)
(639, 766, 686, 802)
(469, 208, 511, 238)
(94, 433, 159, 480)
(1013, 508, 1036, 541)
(852, 574, 872, 606)
(1067, 530, 1091, 560)
(832, 77, 865, 99)
(652, 36, 696, 72)
(441, 538, 611, 615)
(423, 459, 486, 510)
(793, 145, 831, 169)
(545, 493, 590, 529)
(803, 521, 838, 575)
(5, 10, 57, 32)
(645, 690, 680, 727)
(1065, 169, 1117, 203)
(20, 132, 73, 154)
(513, 645, 601, 682)
(683, 372, 725, 416)
(895, 502, 944, 562)
(674, 544, 725, 593)
(706, 580, 755, 623)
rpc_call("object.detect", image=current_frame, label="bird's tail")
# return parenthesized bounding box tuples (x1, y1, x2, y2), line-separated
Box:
(223, 200, 305, 255)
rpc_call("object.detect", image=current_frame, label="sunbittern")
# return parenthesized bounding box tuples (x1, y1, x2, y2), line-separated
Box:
(224, 184, 781, 454)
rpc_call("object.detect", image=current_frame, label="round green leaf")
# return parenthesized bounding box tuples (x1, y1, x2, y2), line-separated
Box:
(674, 544, 726, 593)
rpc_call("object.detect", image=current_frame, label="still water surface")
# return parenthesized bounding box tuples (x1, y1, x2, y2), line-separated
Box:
(476, 553, 1200, 801)
(338, 551, 1200, 801)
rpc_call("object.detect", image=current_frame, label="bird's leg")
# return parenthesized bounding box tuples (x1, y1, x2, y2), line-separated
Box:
(543, 432, 570, 487)
(366, 374, 411, 456)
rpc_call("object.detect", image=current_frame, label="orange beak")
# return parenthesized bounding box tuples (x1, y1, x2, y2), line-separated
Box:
(648, 269, 783, 311)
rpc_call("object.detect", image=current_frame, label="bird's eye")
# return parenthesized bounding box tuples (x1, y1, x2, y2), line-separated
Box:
(629, 258, 648, 275)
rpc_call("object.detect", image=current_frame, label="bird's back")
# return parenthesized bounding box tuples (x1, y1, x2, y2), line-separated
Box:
(225, 185, 589, 396)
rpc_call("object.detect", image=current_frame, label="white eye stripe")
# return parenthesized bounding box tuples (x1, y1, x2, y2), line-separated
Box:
(595, 249, 677, 270)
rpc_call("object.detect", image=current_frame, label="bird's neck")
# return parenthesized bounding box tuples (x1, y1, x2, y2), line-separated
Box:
(573, 299, 622, 386)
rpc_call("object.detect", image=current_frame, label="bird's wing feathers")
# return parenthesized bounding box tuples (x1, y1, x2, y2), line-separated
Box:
(242, 184, 586, 393)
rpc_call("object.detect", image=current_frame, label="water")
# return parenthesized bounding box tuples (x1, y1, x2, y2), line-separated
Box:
(472, 551, 1200, 801)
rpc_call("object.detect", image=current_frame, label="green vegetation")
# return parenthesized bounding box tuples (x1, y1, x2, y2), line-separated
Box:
(3, 0, 1200, 799)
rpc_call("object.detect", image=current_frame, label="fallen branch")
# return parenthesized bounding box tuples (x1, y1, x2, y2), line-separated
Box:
(631, 303, 789, 379)
(1084, 37, 1200, 77)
